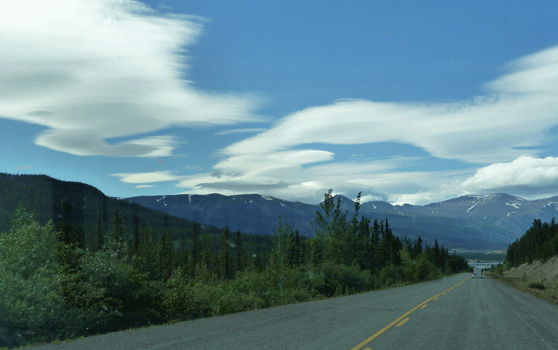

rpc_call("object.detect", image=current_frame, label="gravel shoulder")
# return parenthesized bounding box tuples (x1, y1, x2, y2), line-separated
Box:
(486, 256, 558, 306)
(502, 256, 558, 285)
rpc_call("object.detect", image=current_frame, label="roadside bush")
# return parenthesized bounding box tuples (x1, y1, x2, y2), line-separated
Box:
(321, 262, 372, 293)
(493, 263, 504, 276)
(378, 264, 404, 287)
(528, 282, 546, 290)
(162, 269, 267, 320)
(0, 205, 66, 346)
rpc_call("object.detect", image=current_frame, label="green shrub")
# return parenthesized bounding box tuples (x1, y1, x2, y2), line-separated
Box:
(378, 264, 404, 287)
(528, 282, 546, 290)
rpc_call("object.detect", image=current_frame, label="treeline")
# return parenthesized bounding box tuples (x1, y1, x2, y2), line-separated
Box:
(505, 218, 558, 267)
(0, 190, 469, 348)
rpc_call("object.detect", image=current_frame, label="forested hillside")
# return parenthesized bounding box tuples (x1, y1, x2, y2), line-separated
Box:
(505, 218, 558, 267)
(0, 176, 470, 348)
(0, 173, 223, 242)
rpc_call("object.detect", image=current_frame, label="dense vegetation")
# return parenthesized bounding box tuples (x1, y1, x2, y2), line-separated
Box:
(0, 189, 469, 348)
(486, 217, 557, 278)
(505, 218, 558, 267)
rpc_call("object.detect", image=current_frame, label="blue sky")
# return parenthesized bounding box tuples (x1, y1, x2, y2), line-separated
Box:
(2, 0, 558, 205)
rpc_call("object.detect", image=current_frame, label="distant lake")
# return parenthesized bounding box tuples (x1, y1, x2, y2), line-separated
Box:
(469, 262, 503, 269)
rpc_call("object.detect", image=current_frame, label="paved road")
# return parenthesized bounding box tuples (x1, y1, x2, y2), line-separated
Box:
(33, 273, 558, 350)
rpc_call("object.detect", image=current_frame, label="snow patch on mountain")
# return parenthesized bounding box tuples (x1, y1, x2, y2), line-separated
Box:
(506, 202, 520, 209)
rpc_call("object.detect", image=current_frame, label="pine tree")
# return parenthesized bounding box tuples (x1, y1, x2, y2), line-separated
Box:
(291, 230, 301, 267)
(111, 208, 124, 242)
(220, 226, 231, 279)
(133, 216, 140, 255)
(312, 189, 347, 239)
(272, 215, 294, 269)
(189, 224, 199, 280)
(27, 187, 35, 215)
(234, 230, 243, 274)
(137, 225, 157, 281)
(367, 219, 381, 273)
(414, 236, 423, 258)
(199, 231, 210, 271)
(95, 202, 104, 251)
(158, 230, 176, 281)
(179, 229, 187, 273)
(434, 239, 440, 268)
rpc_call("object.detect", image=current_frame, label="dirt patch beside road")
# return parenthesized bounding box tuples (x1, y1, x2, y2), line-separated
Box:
(502, 256, 558, 285)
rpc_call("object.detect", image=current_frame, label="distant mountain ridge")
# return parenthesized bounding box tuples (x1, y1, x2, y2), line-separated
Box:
(122, 192, 558, 250)
(3, 170, 554, 251)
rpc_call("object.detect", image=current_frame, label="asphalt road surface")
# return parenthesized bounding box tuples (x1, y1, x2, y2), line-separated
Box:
(32, 273, 558, 350)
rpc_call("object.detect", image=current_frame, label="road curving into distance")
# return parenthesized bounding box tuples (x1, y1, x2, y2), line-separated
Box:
(32, 273, 558, 350)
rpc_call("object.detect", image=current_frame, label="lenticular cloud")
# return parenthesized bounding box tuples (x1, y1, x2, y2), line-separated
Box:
(0, 0, 261, 157)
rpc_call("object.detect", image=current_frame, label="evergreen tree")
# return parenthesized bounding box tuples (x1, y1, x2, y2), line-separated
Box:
(434, 239, 440, 268)
(179, 229, 187, 274)
(137, 225, 157, 282)
(312, 189, 348, 239)
(220, 226, 231, 279)
(27, 187, 35, 214)
(189, 224, 199, 280)
(414, 236, 423, 258)
(111, 208, 124, 243)
(272, 215, 294, 270)
(234, 229, 243, 273)
(291, 230, 301, 267)
(199, 231, 211, 271)
(95, 202, 104, 251)
(157, 230, 176, 281)
(133, 216, 140, 255)
(367, 219, 381, 273)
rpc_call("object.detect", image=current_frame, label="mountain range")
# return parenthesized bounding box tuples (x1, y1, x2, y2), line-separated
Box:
(122, 192, 558, 251)
(2, 171, 555, 252)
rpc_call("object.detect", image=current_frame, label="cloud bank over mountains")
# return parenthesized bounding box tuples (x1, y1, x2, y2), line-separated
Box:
(185, 47, 558, 204)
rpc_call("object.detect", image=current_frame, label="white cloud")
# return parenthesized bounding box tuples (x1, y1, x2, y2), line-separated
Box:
(223, 47, 558, 165)
(0, 0, 262, 157)
(215, 128, 268, 135)
(358, 194, 384, 203)
(112, 170, 182, 183)
(387, 156, 558, 205)
(196, 45, 558, 204)
(389, 192, 438, 206)
(458, 156, 558, 194)
(136, 184, 153, 188)
(174, 155, 444, 204)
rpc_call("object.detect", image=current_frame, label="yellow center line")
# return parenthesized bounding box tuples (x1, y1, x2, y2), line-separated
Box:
(396, 318, 410, 327)
(420, 304, 427, 309)
(350, 276, 470, 350)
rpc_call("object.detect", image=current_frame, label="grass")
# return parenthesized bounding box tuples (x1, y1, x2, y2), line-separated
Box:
(485, 271, 558, 306)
